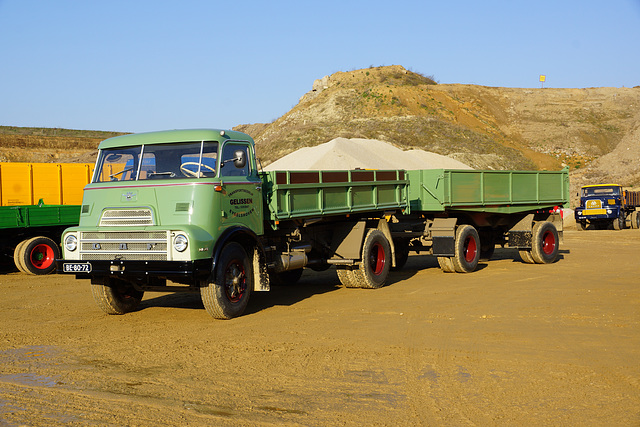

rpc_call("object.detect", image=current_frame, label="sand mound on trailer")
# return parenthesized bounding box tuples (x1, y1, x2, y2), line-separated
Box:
(264, 138, 472, 171)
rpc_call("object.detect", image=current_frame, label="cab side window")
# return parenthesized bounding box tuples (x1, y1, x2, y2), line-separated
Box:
(219, 144, 250, 177)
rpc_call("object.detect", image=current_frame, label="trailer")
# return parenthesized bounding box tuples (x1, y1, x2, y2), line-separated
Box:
(56, 129, 569, 319)
(0, 162, 93, 274)
(574, 184, 640, 230)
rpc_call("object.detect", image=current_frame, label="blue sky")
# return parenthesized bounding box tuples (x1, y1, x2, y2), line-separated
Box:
(1, 0, 639, 133)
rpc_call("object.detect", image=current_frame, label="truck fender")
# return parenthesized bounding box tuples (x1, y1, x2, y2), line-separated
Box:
(211, 226, 269, 292)
(376, 218, 397, 268)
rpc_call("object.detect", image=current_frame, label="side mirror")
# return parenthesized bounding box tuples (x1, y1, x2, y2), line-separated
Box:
(233, 150, 246, 168)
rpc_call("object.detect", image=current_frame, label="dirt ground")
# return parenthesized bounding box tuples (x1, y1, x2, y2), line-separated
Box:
(1, 229, 639, 426)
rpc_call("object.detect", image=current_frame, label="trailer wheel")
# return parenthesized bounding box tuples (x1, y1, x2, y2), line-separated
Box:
(91, 277, 144, 315)
(355, 229, 391, 289)
(269, 268, 303, 286)
(631, 211, 639, 229)
(437, 257, 456, 273)
(336, 268, 360, 288)
(531, 221, 559, 264)
(13, 240, 29, 273)
(452, 225, 480, 273)
(519, 250, 535, 264)
(17, 237, 60, 275)
(201, 242, 252, 319)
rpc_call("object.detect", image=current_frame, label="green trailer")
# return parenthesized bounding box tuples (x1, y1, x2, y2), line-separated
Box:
(56, 129, 569, 319)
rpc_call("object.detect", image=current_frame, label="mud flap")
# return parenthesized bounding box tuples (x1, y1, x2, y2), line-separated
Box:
(253, 245, 270, 292)
(431, 218, 457, 256)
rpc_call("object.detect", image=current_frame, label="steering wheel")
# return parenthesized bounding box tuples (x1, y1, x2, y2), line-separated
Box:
(180, 162, 216, 177)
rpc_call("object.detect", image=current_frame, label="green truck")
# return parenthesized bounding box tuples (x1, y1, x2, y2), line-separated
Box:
(56, 129, 570, 319)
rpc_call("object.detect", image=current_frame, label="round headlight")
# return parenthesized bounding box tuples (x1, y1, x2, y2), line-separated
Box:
(65, 234, 78, 252)
(174, 234, 188, 252)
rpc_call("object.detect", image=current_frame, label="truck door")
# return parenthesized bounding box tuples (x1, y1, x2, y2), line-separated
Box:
(218, 141, 263, 235)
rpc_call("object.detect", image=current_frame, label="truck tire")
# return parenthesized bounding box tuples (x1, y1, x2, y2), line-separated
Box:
(201, 242, 252, 319)
(452, 225, 480, 273)
(519, 250, 535, 264)
(391, 238, 409, 271)
(613, 214, 624, 230)
(269, 268, 303, 286)
(91, 277, 144, 315)
(575, 221, 585, 231)
(336, 268, 360, 288)
(17, 236, 60, 275)
(531, 221, 559, 264)
(631, 211, 639, 229)
(437, 256, 456, 273)
(354, 229, 391, 289)
(13, 240, 29, 273)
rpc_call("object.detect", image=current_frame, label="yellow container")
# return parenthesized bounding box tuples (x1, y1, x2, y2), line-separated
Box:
(0, 162, 94, 206)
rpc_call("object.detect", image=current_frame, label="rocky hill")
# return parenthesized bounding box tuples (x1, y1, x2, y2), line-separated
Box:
(2, 65, 639, 207)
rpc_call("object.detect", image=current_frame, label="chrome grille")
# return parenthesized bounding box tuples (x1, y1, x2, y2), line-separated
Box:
(99, 208, 154, 226)
(79, 231, 168, 261)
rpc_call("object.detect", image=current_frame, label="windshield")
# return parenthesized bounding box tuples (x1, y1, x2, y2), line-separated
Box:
(93, 141, 218, 182)
(581, 186, 621, 197)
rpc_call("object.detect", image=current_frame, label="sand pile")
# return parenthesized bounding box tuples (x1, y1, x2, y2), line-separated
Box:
(264, 138, 472, 171)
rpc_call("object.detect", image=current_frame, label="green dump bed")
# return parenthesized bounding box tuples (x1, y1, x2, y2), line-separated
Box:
(261, 170, 409, 222)
(261, 168, 570, 222)
(407, 168, 570, 213)
(0, 203, 82, 230)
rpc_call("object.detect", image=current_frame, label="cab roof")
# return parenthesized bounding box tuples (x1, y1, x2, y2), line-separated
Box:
(97, 129, 254, 150)
(581, 183, 621, 188)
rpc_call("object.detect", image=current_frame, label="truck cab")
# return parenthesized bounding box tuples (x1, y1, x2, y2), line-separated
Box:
(575, 184, 625, 230)
(58, 129, 264, 307)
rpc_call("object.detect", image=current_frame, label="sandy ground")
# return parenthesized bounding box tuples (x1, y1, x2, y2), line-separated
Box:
(1, 229, 639, 426)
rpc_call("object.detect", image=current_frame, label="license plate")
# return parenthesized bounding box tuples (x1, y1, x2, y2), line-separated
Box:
(62, 262, 92, 273)
(583, 209, 606, 215)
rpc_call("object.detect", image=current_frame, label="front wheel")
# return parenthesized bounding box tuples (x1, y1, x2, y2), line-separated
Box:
(91, 277, 144, 315)
(613, 213, 625, 230)
(531, 221, 559, 264)
(201, 242, 252, 319)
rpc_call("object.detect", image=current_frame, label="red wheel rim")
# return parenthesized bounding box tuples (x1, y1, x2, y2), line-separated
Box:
(30, 244, 55, 269)
(224, 261, 246, 302)
(464, 236, 477, 263)
(542, 231, 556, 255)
(369, 242, 386, 275)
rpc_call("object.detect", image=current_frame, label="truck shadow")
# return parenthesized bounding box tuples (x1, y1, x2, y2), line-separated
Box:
(139, 247, 572, 314)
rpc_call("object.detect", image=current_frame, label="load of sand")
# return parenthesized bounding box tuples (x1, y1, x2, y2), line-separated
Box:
(264, 138, 472, 171)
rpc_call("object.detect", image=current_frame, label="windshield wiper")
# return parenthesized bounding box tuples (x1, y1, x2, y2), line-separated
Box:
(110, 167, 134, 180)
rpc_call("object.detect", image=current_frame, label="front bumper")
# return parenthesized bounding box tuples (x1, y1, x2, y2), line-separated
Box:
(56, 258, 213, 281)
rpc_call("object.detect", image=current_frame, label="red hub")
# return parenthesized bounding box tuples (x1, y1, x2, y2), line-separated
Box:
(369, 242, 386, 275)
(30, 244, 55, 270)
(464, 236, 478, 263)
(542, 231, 556, 255)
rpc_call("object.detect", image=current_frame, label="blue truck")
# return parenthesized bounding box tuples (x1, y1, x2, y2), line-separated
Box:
(574, 184, 640, 230)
